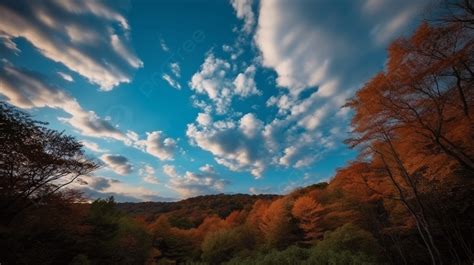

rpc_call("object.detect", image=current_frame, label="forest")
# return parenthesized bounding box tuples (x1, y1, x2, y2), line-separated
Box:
(0, 1, 473, 264)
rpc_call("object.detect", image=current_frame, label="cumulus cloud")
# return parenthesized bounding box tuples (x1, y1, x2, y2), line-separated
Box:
(189, 53, 260, 113)
(187, 113, 268, 178)
(100, 154, 133, 176)
(187, 104, 350, 177)
(230, 0, 255, 33)
(72, 175, 172, 202)
(135, 131, 176, 161)
(217, 0, 427, 176)
(0, 0, 142, 90)
(139, 164, 159, 184)
(163, 164, 228, 198)
(233, 65, 260, 97)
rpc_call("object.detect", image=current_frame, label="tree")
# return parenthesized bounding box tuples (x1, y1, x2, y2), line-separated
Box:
(201, 227, 252, 265)
(259, 198, 298, 249)
(308, 224, 382, 265)
(0, 102, 99, 222)
(345, 4, 474, 264)
(291, 196, 324, 242)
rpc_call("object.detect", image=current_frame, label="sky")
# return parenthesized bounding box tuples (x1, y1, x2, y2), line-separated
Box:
(0, 0, 432, 202)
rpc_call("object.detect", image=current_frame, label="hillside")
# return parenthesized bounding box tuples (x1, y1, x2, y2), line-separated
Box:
(118, 193, 279, 228)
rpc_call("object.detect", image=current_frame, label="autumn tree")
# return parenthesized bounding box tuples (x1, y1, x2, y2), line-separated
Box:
(259, 198, 299, 249)
(0, 102, 99, 222)
(345, 4, 474, 264)
(291, 196, 324, 242)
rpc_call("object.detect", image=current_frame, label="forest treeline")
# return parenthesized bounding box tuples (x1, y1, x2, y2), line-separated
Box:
(0, 1, 473, 264)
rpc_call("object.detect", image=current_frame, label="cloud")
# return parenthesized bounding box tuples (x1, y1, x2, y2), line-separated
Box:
(100, 154, 133, 176)
(189, 53, 260, 113)
(72, 175, 172, 202)
(254, 0, 428, 95)
(216, 0, 426, 176)
(81, 140, 108, 153)
(0, 63, 180, 162)
(0, 63, 129, 143)
(0, 0, 142, 90)
(162, 74, 182, 90)
(0, 32, 20, 54)
(139, 164, 159, 184)
(187, 102, 350, 177)
(135, 131, 177, 161)
(233, 65, 260, 97)
(160, 37, 170, 52)
(170, 62, 181, 78)
(187, 113, 268, 178)
(57, 71, 74, 82)
(361, 0, 430, 45)
(230, 0, 255, 33)
(163, 164, 228, 198)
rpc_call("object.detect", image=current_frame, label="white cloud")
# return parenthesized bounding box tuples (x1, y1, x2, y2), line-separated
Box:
(0, 0, 142, 90)
(190, 53, 260, 113)
(239, 113, 263, 138)
(139, 164, 159, 184)
(187, 113, 268, 178)
(81, 140, 108, 153)
(57, 71, 74, 82)
(163, 164, 179, 179)
(160, 37, 170, 52)
(0, 63, 180, 162)
(162, 74, 182, 90)
(163, 164, 228, 198)
(0, 63, 129, 143)
(233, 65, 260, 97)
(72, 175, 171, 202)
(230, 0, 255, 33)
(135, 131, 176, 161)
(255, 1, 340, 95)
(100, 154, 133, 176)
(170, 62, 181, 78)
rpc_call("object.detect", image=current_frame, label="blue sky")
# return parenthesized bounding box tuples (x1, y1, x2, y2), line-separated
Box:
(0, 0, 429, 201)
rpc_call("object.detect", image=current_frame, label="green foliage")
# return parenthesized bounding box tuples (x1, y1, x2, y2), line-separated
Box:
(307, 224, 382, 265)
(315, 223, 381, 257)
(224, 224, 382, 265)
(201, 226, 255, 264)
(81, 197, 152, 265)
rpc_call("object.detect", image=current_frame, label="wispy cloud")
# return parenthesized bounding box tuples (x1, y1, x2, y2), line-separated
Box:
(72, 175, 172, 202)
(57, 71, 74, 82)
(0, 0, 142, 90)
(162, 74, 182, 90)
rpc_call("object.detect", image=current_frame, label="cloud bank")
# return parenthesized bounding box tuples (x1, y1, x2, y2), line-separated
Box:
(0, 0, 142, 90)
